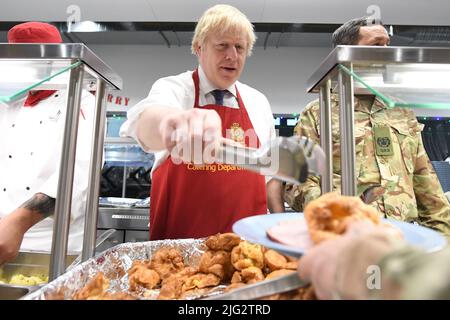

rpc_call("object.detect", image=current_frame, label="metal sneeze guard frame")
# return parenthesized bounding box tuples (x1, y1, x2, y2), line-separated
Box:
(0, 43, 122, 281)
(307, 45, 450, 197)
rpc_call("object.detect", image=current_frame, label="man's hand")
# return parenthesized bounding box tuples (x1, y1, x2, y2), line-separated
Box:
(159, 108, 222, 164)
(297, 232, 350, 299)
(298, 221, 393, 299)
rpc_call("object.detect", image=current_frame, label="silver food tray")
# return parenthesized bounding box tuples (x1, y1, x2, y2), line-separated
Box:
(0, 251, 78, 300)
(99, 197, 150, 209)
(22, 239, 220, 300)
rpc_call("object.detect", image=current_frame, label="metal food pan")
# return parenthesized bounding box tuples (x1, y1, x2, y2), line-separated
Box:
(0, 251, 78, 300)
(22, 239, 210, 300)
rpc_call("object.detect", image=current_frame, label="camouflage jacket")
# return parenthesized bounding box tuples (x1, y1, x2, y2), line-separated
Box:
(285, 94, 450, 237)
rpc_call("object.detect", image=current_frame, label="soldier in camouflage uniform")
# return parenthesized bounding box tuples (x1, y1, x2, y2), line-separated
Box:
(283, 17, 450, 237)
(285, 95, 450, 236)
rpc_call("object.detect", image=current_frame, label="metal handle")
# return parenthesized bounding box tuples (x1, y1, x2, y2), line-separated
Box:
(217, 137, 325, 185)
(205, 273, 310, 300)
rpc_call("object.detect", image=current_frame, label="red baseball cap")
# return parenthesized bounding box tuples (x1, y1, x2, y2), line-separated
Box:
(8, 22, 62, 43)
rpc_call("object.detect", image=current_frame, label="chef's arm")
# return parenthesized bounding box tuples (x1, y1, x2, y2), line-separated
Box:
(0, 193, 55, 265)
(266, 179, 285, 213)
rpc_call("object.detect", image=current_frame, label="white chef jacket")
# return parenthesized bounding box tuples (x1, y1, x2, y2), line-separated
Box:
(0, 90, 96, 252)
(120, 66, 276, 175)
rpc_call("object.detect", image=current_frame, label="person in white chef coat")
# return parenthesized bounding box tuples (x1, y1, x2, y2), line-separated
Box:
(0, 22, 97, 266)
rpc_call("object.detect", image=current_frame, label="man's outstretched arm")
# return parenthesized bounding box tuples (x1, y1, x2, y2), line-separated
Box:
(0, 193, 55, 265)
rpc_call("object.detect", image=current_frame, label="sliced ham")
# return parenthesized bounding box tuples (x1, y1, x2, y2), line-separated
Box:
(266, 218, 314, 250)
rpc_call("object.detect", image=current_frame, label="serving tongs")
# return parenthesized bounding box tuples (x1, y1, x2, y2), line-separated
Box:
(204, 273, 309, 300)
(218, 136, 326, 184)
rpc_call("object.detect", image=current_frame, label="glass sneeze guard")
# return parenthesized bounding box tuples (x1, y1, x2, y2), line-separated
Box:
(0, 43, 122, 281)
(307, 45, 450, 196)
(0, 60, 82, 103)
(338, 63, 450, 109)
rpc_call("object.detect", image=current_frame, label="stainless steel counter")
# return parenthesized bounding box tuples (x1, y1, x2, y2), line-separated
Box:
(98, 207, 149, 230)
(96, 207, 150, 253)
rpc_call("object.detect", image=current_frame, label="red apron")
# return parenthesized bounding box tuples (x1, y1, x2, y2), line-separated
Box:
(149, 69, 267, 240)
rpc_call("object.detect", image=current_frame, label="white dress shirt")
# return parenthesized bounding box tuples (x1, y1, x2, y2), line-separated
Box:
(120, 66, 276, 175)
(0, 90, 96, 252)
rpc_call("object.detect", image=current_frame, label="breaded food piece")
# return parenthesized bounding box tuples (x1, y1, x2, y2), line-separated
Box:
(231, 271, 242, 284)
(225, 282, 246, 292)
(261, 285, 316, 300)
(231, 268, 264, 285)
(128, 260, 161, 291)
(44, 288, 66, 300)
(182, 273, 221, 291)
(199, 250, 235, 281)
(150, 247, 185, 280)
(72, 273, 109, 300)
(99, 292, 137, 300)
(285, 261, 299, 270)
(265, 269, 295, 280)
(264, 249, 287, 271)
(240, 266, 265, 284)
(286, 286, 317, 300)
(231, 241, 264, 270)
(157, 267, 197, 300)
(286, 255, 298, 262)
(179, 287, 216, 300)
(205, 233, 241, 251)
(304, 192, 381, 244)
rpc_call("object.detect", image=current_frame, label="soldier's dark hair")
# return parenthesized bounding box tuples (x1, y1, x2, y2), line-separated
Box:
(332, 16, 384, 47)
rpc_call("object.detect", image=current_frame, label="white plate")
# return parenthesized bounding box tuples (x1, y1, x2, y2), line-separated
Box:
(232, 213, 447, 257)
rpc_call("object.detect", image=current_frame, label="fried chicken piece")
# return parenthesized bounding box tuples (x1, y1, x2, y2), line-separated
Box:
(72, 273, 109, 300)
(230, 271, 242, 284)
(231, 241, 264, 271)
(304, 192, 381, 244)
(99, 292, 138, 300)
(205, 233, 241, 251)
(128, 260, 161, 291)
(261, 285, 316, 300)
(287, 286, 317, 300)
(182, 273, 221, 292)
(285, 261, 299, 270)
(44, 288, 66, 300)
(264, 249, 288, 271)
(225, 282, 246, 292)
(157, 267, 198, 300)
(199, 250, 235, 281)
(150, 247, 185, 280)
(265, 269, 295, 280)
(240, 266, 265, 284)
(286, 255, 298, 262)
(179, 287, 217, 300)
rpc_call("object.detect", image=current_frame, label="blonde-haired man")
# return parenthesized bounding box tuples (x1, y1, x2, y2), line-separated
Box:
(120, 5, 275, 240)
